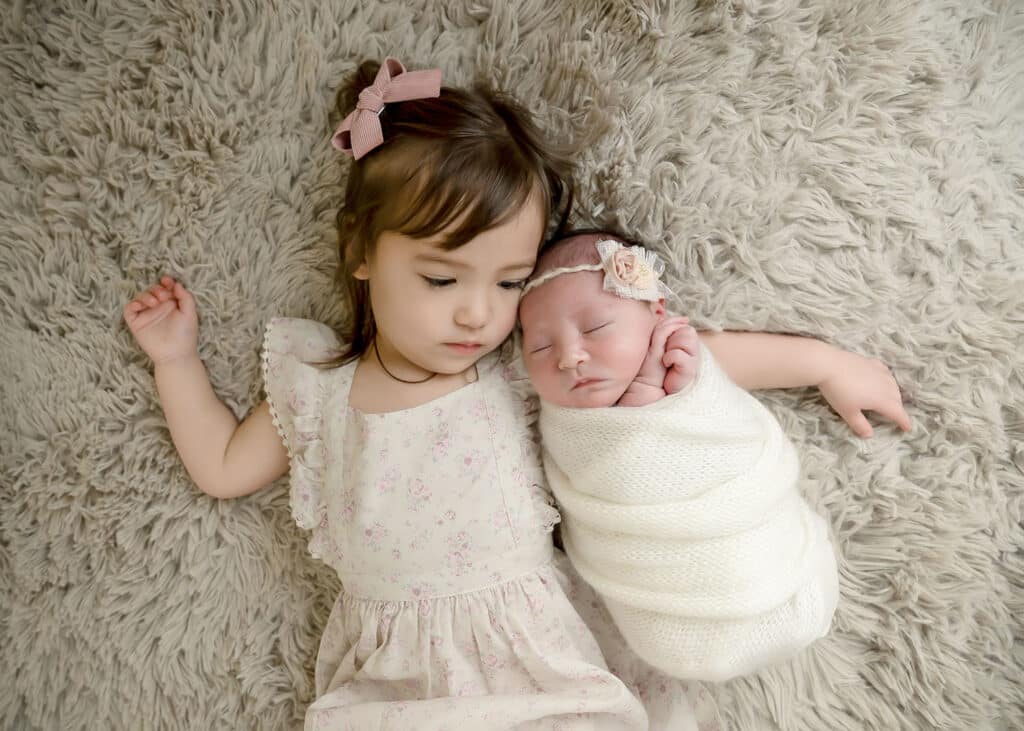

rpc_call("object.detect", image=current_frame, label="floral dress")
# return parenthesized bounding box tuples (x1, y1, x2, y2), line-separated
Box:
(261, 317, 720, 730)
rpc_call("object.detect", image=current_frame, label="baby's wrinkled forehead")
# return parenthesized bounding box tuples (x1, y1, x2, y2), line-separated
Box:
(530, 233, 607, 281)
(518, 268, 635, 334)
(518, 231, 636, 332)
(522, 269, 602, 305)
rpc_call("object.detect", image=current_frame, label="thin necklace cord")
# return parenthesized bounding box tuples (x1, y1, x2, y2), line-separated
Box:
(373, 339, 437, 384)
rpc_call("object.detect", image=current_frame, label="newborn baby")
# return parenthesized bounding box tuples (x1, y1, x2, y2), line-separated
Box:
(519, 236, 701, 408)
(518, 232, 839, 682)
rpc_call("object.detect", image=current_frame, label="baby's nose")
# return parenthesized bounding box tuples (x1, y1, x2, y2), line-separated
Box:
(557, 345, 588, 370)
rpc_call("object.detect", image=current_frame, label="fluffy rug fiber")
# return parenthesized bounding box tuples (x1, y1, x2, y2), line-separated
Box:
(2, 0, 1022, 728)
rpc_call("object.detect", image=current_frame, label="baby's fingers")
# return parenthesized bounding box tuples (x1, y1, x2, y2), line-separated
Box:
(662, 349, 688, 368)
(647, 323, 674, 357)
(666, 325, 699, 354)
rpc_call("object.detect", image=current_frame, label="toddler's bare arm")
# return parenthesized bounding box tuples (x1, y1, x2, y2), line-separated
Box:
(155, 357, 288, 497)
(698, 331, 833, 390)
(698, 330, 911, 437)
(125, 276, 289, 498)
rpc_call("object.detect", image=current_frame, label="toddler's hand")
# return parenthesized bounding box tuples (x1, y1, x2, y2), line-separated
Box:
(818, 350, 912, 438)
(662, 322, 701, 394)
(123, 276, 200, 366)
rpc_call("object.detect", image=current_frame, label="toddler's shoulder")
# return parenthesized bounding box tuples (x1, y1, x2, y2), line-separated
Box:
(258, 317, 346, 552)
(262, 316, 345, 362)
(260, 317, 350, 421)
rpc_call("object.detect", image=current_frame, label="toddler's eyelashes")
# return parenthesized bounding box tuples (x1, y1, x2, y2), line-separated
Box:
(422, 276, 454, 287)
(420, 276, 527, 290)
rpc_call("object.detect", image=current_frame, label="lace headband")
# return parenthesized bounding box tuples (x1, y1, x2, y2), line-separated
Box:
(521, 239, 672, 302)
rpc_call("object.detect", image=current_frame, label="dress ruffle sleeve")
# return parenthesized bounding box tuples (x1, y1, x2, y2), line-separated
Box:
(260, 317, 344, 560)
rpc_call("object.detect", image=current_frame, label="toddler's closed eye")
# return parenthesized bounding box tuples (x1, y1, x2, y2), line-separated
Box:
(422, 276, 455, 288)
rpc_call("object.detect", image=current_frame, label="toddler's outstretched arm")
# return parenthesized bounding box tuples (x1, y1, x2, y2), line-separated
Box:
(123, 276, 289, 497)
(699, 331, 911, 438)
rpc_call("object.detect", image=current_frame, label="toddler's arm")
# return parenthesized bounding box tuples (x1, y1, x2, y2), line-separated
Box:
(124, 276, 289, 498)
(155, 360, 288, 497)
(699, 330, 911, 437)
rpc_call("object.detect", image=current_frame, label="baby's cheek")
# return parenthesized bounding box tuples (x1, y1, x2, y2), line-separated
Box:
(613, 334, 654, 377)
(524, 360, 560, 402)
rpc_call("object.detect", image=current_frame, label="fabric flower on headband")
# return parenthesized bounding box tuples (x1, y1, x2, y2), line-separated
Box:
(597, 239, 671, 301)
(520, 239, 672, 303)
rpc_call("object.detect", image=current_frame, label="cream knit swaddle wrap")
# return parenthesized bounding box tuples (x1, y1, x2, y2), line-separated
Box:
(539, 345, 840, 682)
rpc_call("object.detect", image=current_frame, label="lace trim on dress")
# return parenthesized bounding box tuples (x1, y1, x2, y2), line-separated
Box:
(261, 317, 342, 561)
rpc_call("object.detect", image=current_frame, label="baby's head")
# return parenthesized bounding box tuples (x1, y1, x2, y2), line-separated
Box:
(519, 232, 668, 408)
(325, 58, 574, 374)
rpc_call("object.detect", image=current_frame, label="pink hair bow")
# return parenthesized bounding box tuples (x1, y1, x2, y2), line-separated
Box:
(331, 57, 442, 160)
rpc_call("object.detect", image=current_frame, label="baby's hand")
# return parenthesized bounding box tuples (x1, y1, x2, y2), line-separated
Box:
(818, 350, 912, 438)
(635, 316, 691, 391)
(123, 276, 200, 366)
(662, 322, 701, 394)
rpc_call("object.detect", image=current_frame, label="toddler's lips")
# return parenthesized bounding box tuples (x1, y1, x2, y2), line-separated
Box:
(446, 342, 483, 354)
(572, 377, 603, 390)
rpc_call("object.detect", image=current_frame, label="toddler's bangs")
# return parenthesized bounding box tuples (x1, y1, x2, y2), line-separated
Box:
(376, 143, 544, 251)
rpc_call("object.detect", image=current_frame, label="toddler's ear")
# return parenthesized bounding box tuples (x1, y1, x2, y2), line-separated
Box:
(352, 261, 369, 280)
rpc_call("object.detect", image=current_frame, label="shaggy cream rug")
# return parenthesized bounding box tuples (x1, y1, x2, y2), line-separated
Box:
(2, 0, 1022, 729)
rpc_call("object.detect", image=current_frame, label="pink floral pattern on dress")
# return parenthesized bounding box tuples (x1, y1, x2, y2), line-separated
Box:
(261, 318, 720, 730)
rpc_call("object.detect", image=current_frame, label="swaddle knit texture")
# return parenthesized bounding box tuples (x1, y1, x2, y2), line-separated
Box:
(540, 346, 839, 681)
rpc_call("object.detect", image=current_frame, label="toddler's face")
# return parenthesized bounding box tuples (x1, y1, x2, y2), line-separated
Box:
(356, 195, 544, 377)
(519, 270, 661, 408)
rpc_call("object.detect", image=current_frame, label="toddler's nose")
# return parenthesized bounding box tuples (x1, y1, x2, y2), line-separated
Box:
(455, 293, 490, 330)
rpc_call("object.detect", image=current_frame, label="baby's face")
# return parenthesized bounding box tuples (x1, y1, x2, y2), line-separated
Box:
(519, 270, 660, 408)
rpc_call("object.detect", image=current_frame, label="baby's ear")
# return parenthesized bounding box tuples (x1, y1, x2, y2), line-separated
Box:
(650, 299, 666, 318)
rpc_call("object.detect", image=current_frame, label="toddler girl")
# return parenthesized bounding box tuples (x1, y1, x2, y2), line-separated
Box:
(517, 231, 910, 682)
(123, 58, 722, 729)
